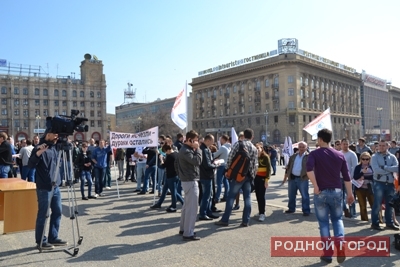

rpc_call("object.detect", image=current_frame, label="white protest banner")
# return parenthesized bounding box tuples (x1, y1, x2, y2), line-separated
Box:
(110, 127, 159, 148)
(303, 108, 332, 140)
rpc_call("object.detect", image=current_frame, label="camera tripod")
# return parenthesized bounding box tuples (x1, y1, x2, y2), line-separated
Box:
(37, 142, 83, 256)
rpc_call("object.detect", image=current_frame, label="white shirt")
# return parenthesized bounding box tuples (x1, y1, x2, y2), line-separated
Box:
(291, 153, 305, 176)
(341, 150, 358, 178)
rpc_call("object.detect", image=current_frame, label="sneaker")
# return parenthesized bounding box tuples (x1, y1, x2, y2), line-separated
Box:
(105, 187, 111, 190)
(259, 214, 265, 222)
(88, 195, 97, 199)
(99, 193, 106, 197)
(232, 205, 240, 210)
(94, 194, 99, 198)
(133, 189, 141, 192)
(166, 207, 177, 212)
(82, 197, 89, 200)
(182, 235, 200, 241)
(37, 243, 54, 250)
(49, 239, 68, 246)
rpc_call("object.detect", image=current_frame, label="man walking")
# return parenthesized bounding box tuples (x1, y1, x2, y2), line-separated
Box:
(370, 140, 399, 230)
(215, 128, 258, 227)
(176, 130, 202, 241)
(307, 129, 354, 264)
(281, 141, 310, 216)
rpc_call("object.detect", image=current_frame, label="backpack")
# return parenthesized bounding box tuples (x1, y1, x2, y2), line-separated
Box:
(225, 141, 251, 182)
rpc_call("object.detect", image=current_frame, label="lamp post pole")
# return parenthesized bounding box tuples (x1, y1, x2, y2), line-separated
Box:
(265, 110, 268, 144)
(377, 107, 383, 140)
(35, 115, 41, 136)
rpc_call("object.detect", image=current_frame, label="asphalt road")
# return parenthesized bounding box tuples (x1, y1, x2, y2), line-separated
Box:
(1, 165, 400, 267)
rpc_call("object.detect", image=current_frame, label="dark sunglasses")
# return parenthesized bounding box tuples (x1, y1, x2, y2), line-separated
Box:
(361, 158, 370, 161)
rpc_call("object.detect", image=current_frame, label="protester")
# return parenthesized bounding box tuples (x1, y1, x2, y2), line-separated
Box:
(115, 148, 125, 180)
(92, 139, 112, 197)
(19, 139, 35, 182)
(75, 141, 96, 200)
(340, 139, 358, 218)
(0, 132, 13, 178)
(254, 143, 271, 222)
(213, 134, 231, 203)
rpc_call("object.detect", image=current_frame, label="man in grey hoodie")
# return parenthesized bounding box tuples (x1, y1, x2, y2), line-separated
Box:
(176, 130, 202, 241)
(213, 134, 231, 202)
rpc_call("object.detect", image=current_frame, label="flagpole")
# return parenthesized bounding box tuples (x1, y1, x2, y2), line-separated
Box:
(185, 80, 188, 134)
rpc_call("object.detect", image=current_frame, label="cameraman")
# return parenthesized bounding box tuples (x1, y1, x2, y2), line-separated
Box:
(28, 131, 67, 250)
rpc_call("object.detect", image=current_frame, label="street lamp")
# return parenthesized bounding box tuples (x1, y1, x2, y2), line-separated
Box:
(264, 110, 268, 144)
(377, 107, 383, 140)
(35, 115, 41, 136)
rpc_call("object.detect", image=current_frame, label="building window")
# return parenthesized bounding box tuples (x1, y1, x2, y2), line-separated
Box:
(80, 91, 84, 97)
(54, 100, 59, 106)
(42, 99, 48, 106)
(300, 101, 304, 108)
(1, 99, 6, 105)
(288, 76, 294, 83)
(226, 87, 230, 94)
(265, 79, 270, 87)
(97, 92, 101, 98)
(274, 77, 279, 86)
(90, 110, 94, 117)
(54, 110, 59, 116)
(62, 101, 67, 106)
(288, 101, 295, 109)
(54, 89, 59, 96)
(23, 99, 28, 105)
(14, 109, 20, 115)
(97, 102, 101, 107)
(1, 109, 7, 115)
(23, 88, 28, 95)
(90, 91, 94, 98)
(288, 88, 294, 96)
(90, 102, 94, 107)
(90, 121, 95, 127)
(233, 85, 237, 93)
(61, 110, 66, 115)
(80, 101, 85, 107)
(62, 90, 67, 97)
(35, 109, 40, 116)
(72, 90, 77, 97)
(23, 109, 29, 117)
(23, 120, 28, 127)
(35, 88, 40, 95)
(14, 87, 19, 95)
(73, 101, 77, 107)
(97, 111, 102, 117)
(14, 99, 19, 106)
(1, 86, 6, 94)
(43, 89, 48, 96)
(305, 78, 308, 86)
(249, 105, 252, 113)
(274, 116, 278, 123)
(265, 92, 269, 99)
(14, 120, 20, 127)
(43, 109, 48, 116)
(35, 100, 40, 106)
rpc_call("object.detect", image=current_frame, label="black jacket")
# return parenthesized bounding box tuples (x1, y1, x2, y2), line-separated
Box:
(0, 141, 13, 165)
(75, 151, 93, 172)
(125, 148, 136, 162)
(28, 141, 61, 191)
(199, 143, 217, 180)
(353, 164, 373, 181)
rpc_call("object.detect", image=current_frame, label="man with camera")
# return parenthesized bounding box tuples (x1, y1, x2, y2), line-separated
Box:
(370, 140, 400, 230)
(28, 131, 68, 250)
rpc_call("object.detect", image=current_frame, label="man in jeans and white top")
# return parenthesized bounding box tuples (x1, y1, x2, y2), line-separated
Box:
(213, 134, 231, 203)
(370, 140, 400, 230)
(340, 139, 358, 218)
(307, 129, 354, 264)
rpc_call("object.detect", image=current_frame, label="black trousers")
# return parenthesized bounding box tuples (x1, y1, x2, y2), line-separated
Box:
(254, 176, 267, 214)
(125, 162, 136, 181)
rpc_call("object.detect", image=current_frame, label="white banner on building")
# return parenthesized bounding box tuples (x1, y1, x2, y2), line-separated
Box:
(109, 127, 159, 148)
(303, 108, 332, 140)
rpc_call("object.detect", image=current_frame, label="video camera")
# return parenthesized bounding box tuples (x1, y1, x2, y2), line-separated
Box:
(45, 110, 89, 140)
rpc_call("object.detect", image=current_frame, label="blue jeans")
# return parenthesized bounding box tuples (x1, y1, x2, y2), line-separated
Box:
(371, 181, 395, 226)
(157, 168, 165, 193)
(94, 167, 106, 194)
(221, 178, 252, 224)
(0, 165, 10, 178)
(342, 179, 356, 216)
(136, 163, 146, 190)
(314, 189, 344, 259)
(215, 166, 229, 201)
(288, 177, 310, 213)
(21, 166, 36, 182)
(105, 166, 111, 187)
(199, 179, 213, 217)
(141, 165, 156, 193)
(271, 159, 276, 174)
(80, 170, 93, 198)
(35, 187, 62, 244)
(157, 176, 184, 208)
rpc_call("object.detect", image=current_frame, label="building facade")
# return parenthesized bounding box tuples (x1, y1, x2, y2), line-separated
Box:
(361, 71, 390, 141)
(0, 54, 107, 141)
(191, 42, 362, 143)
(388, 84, 400, 141)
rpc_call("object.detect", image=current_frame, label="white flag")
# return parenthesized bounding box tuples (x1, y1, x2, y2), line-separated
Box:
(231, 127, 238, 146)
(171, 88, 187, 130)
(303, 108, 332, 140)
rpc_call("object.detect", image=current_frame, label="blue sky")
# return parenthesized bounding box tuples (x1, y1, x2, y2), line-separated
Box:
(2, 0, 399, 114)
